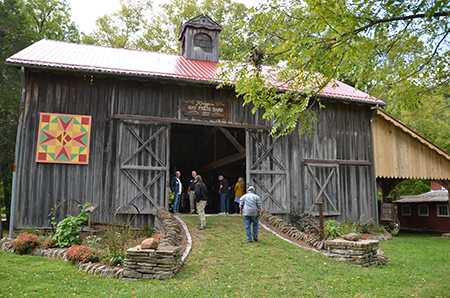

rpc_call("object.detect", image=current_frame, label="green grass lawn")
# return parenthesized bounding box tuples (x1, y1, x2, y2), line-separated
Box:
(1, 216, 449, 297)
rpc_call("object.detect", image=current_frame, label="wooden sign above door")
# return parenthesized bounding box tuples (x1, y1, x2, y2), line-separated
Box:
(182, 100, 229, 119)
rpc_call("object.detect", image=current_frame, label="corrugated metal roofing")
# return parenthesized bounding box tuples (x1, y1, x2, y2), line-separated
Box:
(6, 39, 384, 105)
(395, 190, 449, 204)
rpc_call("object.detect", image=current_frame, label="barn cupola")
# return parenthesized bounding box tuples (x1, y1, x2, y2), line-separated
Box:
(179, 14, 222, 62)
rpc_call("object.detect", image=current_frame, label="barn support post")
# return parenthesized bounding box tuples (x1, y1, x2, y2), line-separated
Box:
(370, 104, 379, 226)
(9, 67, 26, 239)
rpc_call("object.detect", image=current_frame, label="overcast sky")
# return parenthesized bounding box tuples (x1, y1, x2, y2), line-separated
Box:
(68, 0, 266, 34)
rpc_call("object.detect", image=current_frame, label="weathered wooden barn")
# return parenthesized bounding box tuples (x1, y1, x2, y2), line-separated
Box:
(7, 14, 385, 229)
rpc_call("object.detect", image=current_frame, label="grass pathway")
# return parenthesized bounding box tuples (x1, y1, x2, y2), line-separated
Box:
(0, 216, 449, 297)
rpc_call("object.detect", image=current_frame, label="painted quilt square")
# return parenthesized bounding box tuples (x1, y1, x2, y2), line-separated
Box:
(36, 113, 92, 164)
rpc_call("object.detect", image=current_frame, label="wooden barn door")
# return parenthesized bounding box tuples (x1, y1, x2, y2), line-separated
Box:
(304, 162, 340, 216)
(116, 121, 170, 214)
(246, 130, 290, 214)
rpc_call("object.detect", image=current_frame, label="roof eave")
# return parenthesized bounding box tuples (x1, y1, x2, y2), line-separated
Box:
(7, 60, 384, 106)
(6, 61, 219, 87)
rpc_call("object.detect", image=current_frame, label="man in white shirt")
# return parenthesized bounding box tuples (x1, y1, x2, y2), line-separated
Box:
(239, 186, 262, 243)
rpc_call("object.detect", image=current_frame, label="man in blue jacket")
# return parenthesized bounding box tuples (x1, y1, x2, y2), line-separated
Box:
(170, 171, 182, 214)
(239, 186, 262, 243)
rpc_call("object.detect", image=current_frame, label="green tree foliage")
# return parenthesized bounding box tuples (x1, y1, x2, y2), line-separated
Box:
(22, 0, 80, 42)
(218, 0, 450, 135)
(390, 94, 450, 153)
(82, 0, 250, 59)
(389, 179, 431, 200)
(82, 0, 150, 48)
(0, 0, 34, 222)
(0, 0, 79, 222)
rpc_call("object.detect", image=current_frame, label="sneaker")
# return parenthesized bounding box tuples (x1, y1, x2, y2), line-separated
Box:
(253, 237, 258, 242)
(199, 226, 206, 230)
(246, 239, 252, 243)
(218, 212, 225, 215)
(226, 212, 229, 214)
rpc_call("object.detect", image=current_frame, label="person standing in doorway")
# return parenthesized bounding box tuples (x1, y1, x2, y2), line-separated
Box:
(234, 177, 245, 214)
(194, 175, 208, 230)
(170, 171, 182, 214)
(240, 186, 262, 243)
(218, 175, 230, 214)
(187, 171, 197, 214)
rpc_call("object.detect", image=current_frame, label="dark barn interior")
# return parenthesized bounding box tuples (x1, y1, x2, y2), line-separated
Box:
(170, 124, 246, 213)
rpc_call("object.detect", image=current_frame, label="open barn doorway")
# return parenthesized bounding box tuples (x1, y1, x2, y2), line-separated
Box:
(170, 124, 246, 214)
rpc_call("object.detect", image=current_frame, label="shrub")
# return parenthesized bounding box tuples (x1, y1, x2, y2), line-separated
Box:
(391, 228, 399, 236)
(12, 232, 39, 254)
(377, 225, 388, 234)
(340, 217, 361, 235)
(357, 215, 377, 233)
(81, 235, 109, 263)
(290, 204, 319, 235)
(82, 235, 104, 250)
(53, 202, 89, 247)
(38, 236, 56, 249)
(66, 245, 96, 263)
(140, 224, 154, 238)
(324, 220, 342, 239)
(108, 253, 125, 266)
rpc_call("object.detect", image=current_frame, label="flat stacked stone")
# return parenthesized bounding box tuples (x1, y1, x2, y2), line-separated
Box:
(327, 238, 379, 267)
(123, 245, 182, 280)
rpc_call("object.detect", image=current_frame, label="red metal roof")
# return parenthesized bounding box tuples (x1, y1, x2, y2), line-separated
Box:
(6, 39, 384, 105)
(395, 190, 449, 204)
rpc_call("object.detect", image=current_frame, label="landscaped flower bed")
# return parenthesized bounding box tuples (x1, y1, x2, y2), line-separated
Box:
(0, 207, 185, 280)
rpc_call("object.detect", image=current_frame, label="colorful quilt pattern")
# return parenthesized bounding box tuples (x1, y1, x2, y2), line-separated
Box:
(36, 113, 92, 164)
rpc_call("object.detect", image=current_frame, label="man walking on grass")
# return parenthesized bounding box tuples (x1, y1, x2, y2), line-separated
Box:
(239, 186, 262, 243)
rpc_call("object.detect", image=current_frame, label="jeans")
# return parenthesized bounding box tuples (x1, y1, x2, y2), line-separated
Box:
(234, 202, 240, 213)
(173, 193, 181, 213)
(244, 215, 259, 241)
(220, 193, 229, 213)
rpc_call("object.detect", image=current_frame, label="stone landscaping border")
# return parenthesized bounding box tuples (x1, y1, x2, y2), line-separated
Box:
(0, 208, 192, 280)
(121, 208, 189, 280)
(174, 215, 192, 264)
(259, 210, 390, 267)
(260, 210, 328, 250)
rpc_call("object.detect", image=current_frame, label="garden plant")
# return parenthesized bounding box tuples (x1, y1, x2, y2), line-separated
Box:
(1, 216, 449, 297)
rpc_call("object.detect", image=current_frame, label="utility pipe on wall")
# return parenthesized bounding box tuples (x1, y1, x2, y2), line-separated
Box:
(370, 103, 380, 226)
(9, 67, 26, 239)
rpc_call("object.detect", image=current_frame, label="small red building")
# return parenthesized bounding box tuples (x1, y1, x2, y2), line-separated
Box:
(395, 183, 450, 233)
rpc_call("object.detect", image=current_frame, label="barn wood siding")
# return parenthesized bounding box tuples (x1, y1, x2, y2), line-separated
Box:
(14, 70, 271, 228)
(291, 102, 376, 221)
(16, 71, 116, 227)
(114, 79, 270, 127)
(14, 69, 377, 227)
(373, 113, 450, 180)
